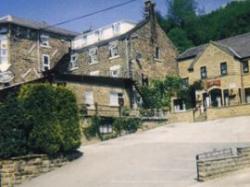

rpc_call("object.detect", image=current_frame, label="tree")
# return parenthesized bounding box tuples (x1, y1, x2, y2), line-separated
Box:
(167, 0, 197, 27)
(168, 28, 193, 52)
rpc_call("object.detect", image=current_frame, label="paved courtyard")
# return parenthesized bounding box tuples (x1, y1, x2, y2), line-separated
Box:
(20, 116, 250, 187)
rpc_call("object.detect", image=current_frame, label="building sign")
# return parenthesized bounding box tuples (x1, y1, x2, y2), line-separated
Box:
(206, 79, 221, 89)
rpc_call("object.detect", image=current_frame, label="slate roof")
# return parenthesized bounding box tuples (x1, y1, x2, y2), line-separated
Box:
(0, 15, 78, 37)
(178, 32, 250, 61)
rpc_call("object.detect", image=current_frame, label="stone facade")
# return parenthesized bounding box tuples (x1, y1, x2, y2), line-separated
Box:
(196, 147, 250, 181)
(178, 42, 250, 109)
(0, 152, 82, 187)
(0, 16, 76, 90)
(60, 79, 134, 117)
(63, 19, 177, 82)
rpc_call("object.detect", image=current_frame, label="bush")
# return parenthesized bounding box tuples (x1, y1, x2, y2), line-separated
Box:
(0, 83, 81, 158)
(0, 96, 28, 158)
(84, 116, 101, 140)
(113, 117, 142, 135)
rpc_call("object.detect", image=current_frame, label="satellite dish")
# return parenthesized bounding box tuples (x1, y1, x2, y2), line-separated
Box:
(0, 71, 14, 83)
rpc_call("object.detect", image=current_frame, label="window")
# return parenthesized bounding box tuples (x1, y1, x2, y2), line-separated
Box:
(112, 23, 120, 35)
(110, 65, 121, 78)
(42, 54, 50, 71)
(220, 62, 227, 76)
(84, 91, 94, 108)
(88, 47, 98, 64)
(243, 61, 249, 73)
(90, 70, 100, 76)
(99, 124, 112, 134)
(154, 47, 160, 59)
(0, 36, 8, 64)
(110, 92, 123, 106)
(109, 41, 119, 58)
(40, 34, 49, 47)
(69, 54, 79, 71)
(200, 66, 207, 79)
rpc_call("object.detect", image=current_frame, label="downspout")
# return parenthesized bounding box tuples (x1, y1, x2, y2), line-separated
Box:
(37, 29, 41, 77)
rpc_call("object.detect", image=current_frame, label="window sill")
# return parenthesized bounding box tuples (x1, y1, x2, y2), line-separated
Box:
(109, 104, 119, 107)
(109, 55, 120, 60)
(154, 58, 163, 62)
(89, 62, 99, 66)
(40, 45, 52, 49)
(68, 67, 79, 71)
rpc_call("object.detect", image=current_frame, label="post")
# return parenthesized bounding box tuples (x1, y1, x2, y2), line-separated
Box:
(94, 102, 98, 116)
(196, 155, 200, 181)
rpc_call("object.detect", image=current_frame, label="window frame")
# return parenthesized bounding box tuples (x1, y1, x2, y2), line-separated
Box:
(42, 54, 50, 71)
(243, 61, 249, 73)
(220, 62, 228, 76)
(154, 46, 160, 59)
(109, 41, 119, 58)
(69, 54, 79, 71)
(40, 34, 50, 47)
(200, 66, 207, 79)
(88, 47, 98, 65)
(109, 92, 123, 106)
(84, 91, 94, 109)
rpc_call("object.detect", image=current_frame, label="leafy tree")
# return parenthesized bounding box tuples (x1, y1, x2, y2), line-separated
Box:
(168, 28, 193, 52)
(167, 0, 197, 27)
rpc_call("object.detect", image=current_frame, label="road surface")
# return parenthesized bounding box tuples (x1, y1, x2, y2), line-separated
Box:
(19, 116, 250, 187)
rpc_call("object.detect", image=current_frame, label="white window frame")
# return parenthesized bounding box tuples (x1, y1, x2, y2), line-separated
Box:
(88, 47, 98, 65)
(112, 23, 120, 35)
(109, 41, 119, 59)
(0, 36, 9, 66)
(69, 54, 79, 71)
(110, 65, 121, 78)
(99, 124, 112, 134)
(84, 91, 94, 109)
(42, 54, 50, 71)
(109, 92, 123, 106)
(40, 34, 50, 47)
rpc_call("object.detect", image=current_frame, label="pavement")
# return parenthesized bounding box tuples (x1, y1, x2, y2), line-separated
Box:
(19, 116, 250, 187)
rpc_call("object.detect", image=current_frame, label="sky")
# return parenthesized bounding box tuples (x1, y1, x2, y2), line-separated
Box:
(0, 0, 233, 32)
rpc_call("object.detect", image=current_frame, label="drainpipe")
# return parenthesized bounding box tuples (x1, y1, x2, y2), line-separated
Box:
(240, 60, 246, 104)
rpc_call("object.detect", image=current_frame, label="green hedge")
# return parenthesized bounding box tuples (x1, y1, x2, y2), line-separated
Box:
(84, 116, 142, 140)
(0, 83, 81, 158)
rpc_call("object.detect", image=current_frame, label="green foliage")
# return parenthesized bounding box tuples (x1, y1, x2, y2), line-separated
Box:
(84, 116, 141, 140)
(140, 75, 186, 109)
(158, 0, 250, 52)
(84, 116, 101, 139)
(168, 28, 194, 52)
(0, 96, 28, 158)
(0, 83, 81, 158)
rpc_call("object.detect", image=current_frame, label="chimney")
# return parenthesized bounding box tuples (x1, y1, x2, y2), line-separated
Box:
(144, 0, 155, 19)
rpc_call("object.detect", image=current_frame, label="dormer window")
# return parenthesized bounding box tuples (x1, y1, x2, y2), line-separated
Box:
(40, 34, 49, 47)
(69, 54, 79, 71)
(88, 47, 98, 64)
(112, 23, 120, 35)
(109, 41, 119, 58)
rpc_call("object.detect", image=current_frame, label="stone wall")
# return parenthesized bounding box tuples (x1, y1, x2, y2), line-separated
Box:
(168, 110, 194, 123)
(64, 19, 177, 81)
(196, 147, 250, 181)
(206, 104, 250, 120)
(3, 24, 72, 89)
(0, 152, 82, 187)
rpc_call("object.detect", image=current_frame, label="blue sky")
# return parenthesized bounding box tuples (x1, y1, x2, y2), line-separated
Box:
(0, 0, 232, 32)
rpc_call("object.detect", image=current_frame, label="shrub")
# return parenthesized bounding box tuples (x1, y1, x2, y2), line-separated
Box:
(84, 116, 101, 140)
(18, 83, 81, 156)
(0, 96, 28, 158)
(113, 117, 142, 135)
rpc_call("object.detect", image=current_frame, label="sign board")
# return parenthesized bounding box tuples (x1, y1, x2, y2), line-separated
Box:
(206, 79, 221, 89)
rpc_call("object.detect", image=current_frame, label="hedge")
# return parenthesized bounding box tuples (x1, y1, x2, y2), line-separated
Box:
(0, 83, 81, 158)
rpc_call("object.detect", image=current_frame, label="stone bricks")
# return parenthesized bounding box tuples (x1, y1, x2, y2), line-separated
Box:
(0, 152, 82, 187)
(196, 147, 250, 181)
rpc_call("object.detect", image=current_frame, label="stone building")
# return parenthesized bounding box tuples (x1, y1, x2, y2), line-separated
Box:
(177, 33, 250, 111)
(0, 15, 77, 89)
(56, 0, 177, 116)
